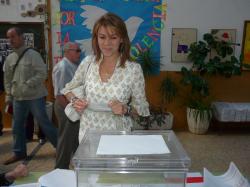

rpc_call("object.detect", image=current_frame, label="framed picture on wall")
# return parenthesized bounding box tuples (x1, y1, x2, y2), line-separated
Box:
(210, 29, 237, 57)
(241, 21, 250, 67)
(171, 28, 197, 62)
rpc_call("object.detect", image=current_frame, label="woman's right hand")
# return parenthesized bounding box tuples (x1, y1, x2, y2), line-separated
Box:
(72, 98, 88, 113)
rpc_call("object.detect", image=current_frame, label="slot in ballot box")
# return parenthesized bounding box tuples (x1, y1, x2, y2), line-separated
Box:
(72, 130, 191, 187)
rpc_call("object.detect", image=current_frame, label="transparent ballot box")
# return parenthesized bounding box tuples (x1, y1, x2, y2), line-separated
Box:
(73, 130, 191, 187)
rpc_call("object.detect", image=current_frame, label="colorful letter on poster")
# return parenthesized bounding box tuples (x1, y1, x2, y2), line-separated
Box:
(60, 0, 165, 74)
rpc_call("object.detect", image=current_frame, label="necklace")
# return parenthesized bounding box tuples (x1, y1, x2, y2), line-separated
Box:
(100, 65, 113, 81)
(102, 72, 111, 78)
(99, 57, 118, 81)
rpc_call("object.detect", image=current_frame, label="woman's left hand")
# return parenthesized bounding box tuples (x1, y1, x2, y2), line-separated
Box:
(108, 100, 126, 115)
(73, 98, 88, 113)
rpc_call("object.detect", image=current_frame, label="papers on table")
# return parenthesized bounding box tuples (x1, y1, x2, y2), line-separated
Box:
(204, 162, 250, 187)
(13, 165, 249, 187)
(96, 135, 170, 155)
(38, 169, 76, 187)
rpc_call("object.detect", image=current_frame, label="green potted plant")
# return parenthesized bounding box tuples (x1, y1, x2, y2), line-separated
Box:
(157, 76, 177, 129)
(135, 48, 159, 76)
(181, 31, 241, 134)
(188, 32, 241, 77)
(134, 48, 177, 130)
(180, 67, 212, 134)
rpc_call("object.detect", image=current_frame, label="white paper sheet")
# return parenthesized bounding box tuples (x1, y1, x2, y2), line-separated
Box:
(38, 169, 76, 187)
(96, 135, 170, 155)
(204, 162, 250, 187)
(88, 102, 112, 112)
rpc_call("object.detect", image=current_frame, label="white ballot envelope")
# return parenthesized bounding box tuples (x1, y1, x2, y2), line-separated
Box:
(203, 162, 250, 187)
(38, 169, 76, 187)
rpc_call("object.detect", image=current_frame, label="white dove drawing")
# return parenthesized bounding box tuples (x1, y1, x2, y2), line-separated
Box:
(75, 5, 144, 56)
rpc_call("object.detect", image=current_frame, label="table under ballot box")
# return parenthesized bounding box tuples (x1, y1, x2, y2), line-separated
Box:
(72, 130, 191, 187)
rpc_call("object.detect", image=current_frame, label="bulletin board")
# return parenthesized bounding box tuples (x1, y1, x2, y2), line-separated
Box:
(58, 0, 166, 75)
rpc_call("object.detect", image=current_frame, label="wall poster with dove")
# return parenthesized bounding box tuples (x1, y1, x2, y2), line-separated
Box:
(60, 0, 166, 75)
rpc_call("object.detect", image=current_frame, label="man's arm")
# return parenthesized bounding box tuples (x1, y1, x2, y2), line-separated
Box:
(56, 95, 69, 108)
(25, 50, 47, 87)
(3, 58, 13, 103)
(52, 62, 72, 108)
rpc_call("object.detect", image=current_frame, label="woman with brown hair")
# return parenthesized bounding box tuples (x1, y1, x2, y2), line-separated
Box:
(62, 13, 149, 141)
